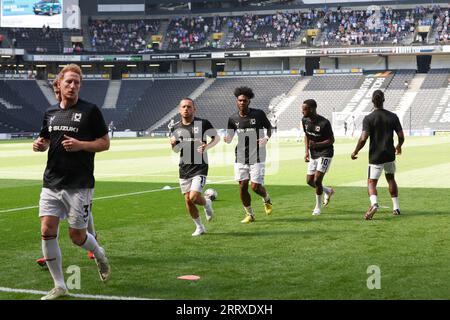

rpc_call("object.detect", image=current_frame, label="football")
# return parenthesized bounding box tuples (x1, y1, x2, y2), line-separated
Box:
(204, 188, 218, 201)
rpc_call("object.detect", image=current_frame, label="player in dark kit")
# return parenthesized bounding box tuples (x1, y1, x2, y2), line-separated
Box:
(302, 99, 335, 216)
(36, 77, 98, 267)
(224, 87, 273, 223)
(33, 64, 111, 300)
(351, 90, 405, 220)
(170, 98, 219, 236)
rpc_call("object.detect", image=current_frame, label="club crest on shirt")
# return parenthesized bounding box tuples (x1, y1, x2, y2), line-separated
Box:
(315, 126, 321, 132)
(71, 113, 82, 122)
(193, 127, 199, 134)
(250, 118, 256, 125)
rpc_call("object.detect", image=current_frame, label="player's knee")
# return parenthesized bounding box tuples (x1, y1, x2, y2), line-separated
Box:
(250, 183, 259, 192)
(313, 177, 323, 187)
(385, 174, 395, 182)
(41, 226, 57, 239)
(40, 217, 58, 236)
(70, 235, 84, 246)
(189, 192, 200, 203)
(69, 230, 86, 246)
(239, 181, 249, 190)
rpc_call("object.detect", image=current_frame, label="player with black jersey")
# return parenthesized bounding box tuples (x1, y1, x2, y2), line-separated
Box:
(170, 98, 219, 236)
(351, 90, 404, 220)
(36, 77, 99, 267)
(302, 99, 335, 216)
(33, 64, 111, 300)
(224, 87, 273, 224)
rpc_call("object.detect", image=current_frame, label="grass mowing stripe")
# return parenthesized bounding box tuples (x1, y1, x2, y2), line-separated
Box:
(0, 179, 234, 213)
(0, 186, 181, 214)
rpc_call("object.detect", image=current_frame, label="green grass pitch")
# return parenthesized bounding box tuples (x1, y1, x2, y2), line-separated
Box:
(0, 136, 449, 299)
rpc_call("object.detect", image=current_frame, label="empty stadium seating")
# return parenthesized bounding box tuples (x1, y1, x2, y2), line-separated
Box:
(5, 80, 50, 112)
(189, 76, 299, 130)
(409, 69, 450, 131)
(0, 70, 449, 134)
(382, 71, 414, 109)
(117, 79, 204, 131)
(277, 74, 364, 131)
(79, 80, 109, 109)
(0, 81, 43, 132)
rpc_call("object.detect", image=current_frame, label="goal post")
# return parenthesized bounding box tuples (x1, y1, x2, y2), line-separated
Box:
(332, 112, 370, 137)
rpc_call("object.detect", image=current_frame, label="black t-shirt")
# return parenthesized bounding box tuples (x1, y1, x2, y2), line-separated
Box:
(302, 114, 334, 159)
(227, 108, 272, 164)
(170, 117, 217, 179)
(362, 109, 403, 164)
(39, 99, 108, 189)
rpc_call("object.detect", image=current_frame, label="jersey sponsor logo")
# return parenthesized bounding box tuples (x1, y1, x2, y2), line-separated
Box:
(306, 130, 321, 137)
(235, 122, 239, 128)
(49, 115, 56, 125)
(71, 113, 83, 122)
(48, 125, 79, 133)
(183, 137, 201, 142)
(237, 128, 256, 133)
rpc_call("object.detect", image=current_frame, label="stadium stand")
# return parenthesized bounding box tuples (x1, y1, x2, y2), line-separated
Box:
(89, 19, 160, 53)
(409, 69, 450, 131)
(277, 74, 364, 131)
(225, 11, 322, 49)
(383, 70, 416, 111)
(427, 5, 450, 44)
(181, 76, 300, 130)
(0, 2, 450, 137)
(79, 80, 109, 109)
(117, 78, 204, 131)
(5, 80, 50, 112)
(0, 26, 77, 54)
(166, 16, 222, 51)
(315, 6, 434, 47)
(0, 108, 32, 132)
(0, 81, 43, 132)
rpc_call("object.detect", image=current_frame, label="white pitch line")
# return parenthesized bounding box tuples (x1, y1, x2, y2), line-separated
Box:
(0, 205, 39, 214)
(0, 286, 156, 300)
(0, 178, 234, 214)
(0, 187, 180, 213)
(94, 186, 181, 201)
